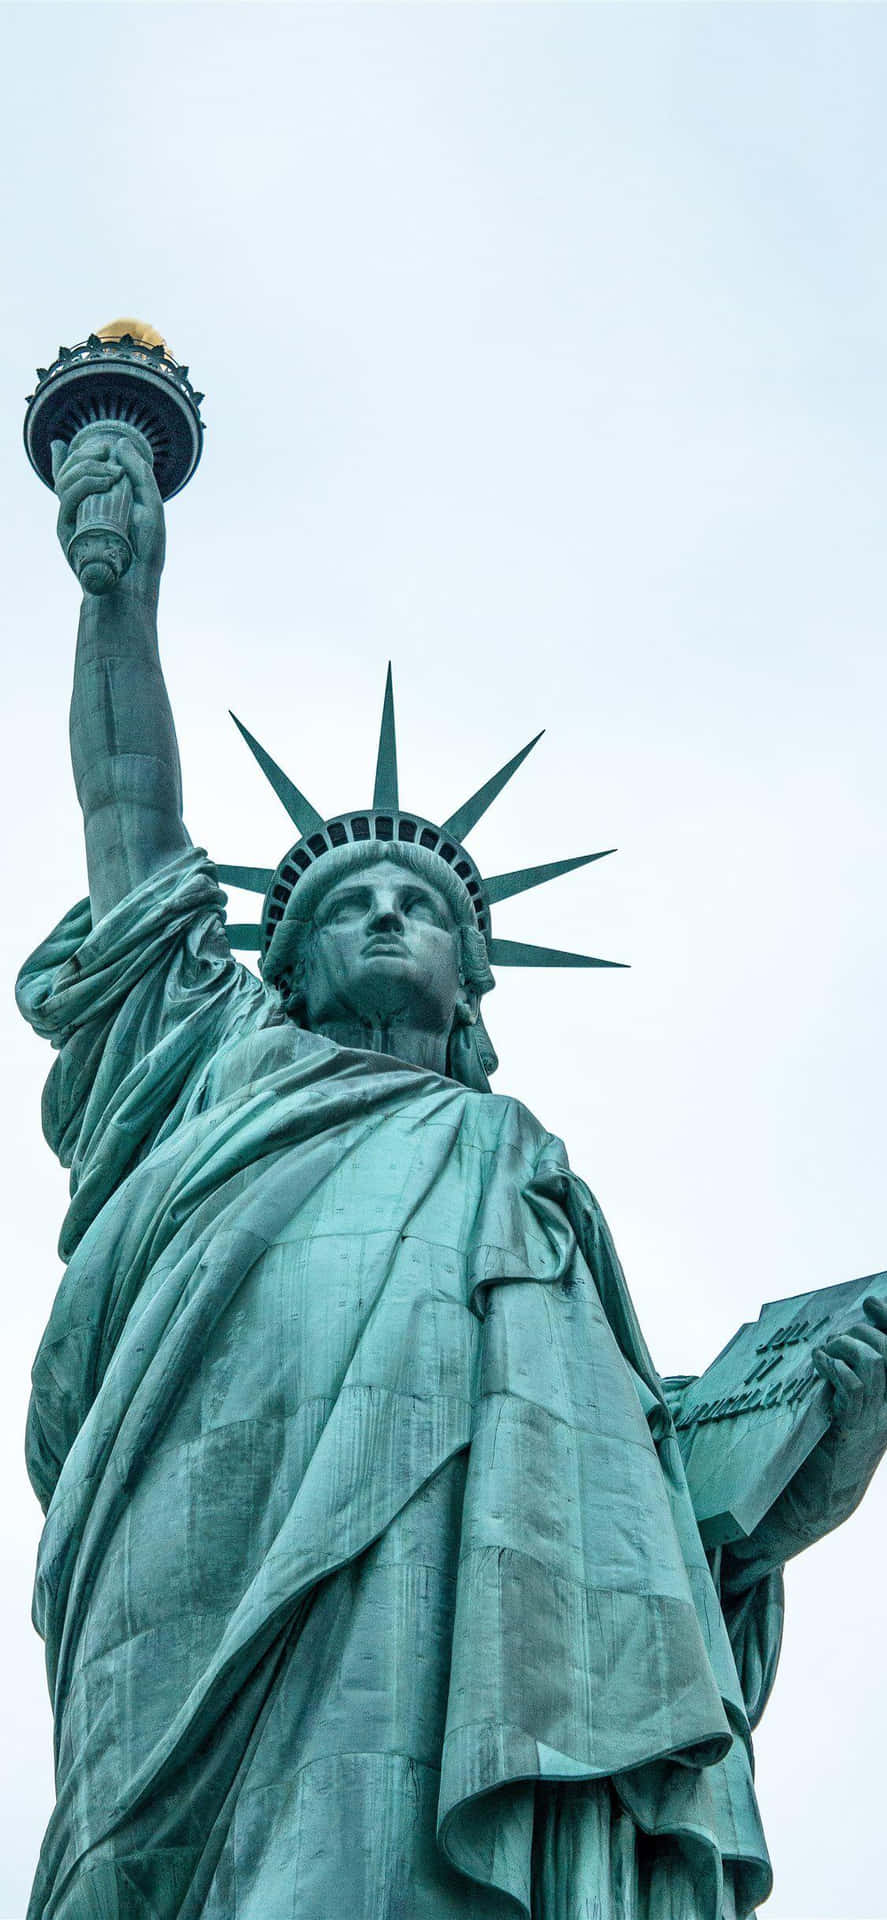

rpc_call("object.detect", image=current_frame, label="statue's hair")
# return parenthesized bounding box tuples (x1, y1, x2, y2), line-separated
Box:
(263, 840, 498, 1087)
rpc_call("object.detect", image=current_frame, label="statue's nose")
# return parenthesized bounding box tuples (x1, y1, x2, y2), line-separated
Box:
(369, 901, 404, 932)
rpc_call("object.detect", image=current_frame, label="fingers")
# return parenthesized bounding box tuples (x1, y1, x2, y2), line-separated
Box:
(52, 434, 157, 511)
(114, 436, 158, 500)
(54, 439, 114, 484)
(864, 1295, 887, 1333)
(58, 469, 122, 512)
(824, 1330, 883, 1367)
(54, 439, 124, 519)
(813, 1315, 887, 1441)
(812, 1348, 864, 1416)
(55, 461, 124, 539)
(54, 451, 121, 500)
(846, 1322, 887, 1360)
(826, 1338, 886, 1408)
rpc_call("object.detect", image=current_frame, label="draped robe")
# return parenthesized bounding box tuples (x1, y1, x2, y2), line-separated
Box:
(16, 851, 781, 1920)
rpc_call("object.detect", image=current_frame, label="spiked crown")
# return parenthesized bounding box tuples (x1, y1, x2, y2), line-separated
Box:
(220, 668, 625, 993)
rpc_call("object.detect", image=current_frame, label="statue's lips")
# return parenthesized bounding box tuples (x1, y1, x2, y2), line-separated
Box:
(361, 938, 410, 958)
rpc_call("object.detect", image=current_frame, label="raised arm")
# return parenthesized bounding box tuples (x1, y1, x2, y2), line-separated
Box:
(53, 434, 189, 924)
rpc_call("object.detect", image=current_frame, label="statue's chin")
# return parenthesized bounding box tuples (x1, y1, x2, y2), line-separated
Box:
(348, 956, 421, 1021)
(305, 953, 457, 1037)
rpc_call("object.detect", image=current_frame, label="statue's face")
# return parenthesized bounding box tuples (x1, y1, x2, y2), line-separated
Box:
(300, 858, 464, 1035)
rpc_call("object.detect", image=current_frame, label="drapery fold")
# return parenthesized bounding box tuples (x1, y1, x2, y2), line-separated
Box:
(17, 852, 775, 1919)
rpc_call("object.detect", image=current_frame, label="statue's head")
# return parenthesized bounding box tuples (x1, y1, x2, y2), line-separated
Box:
(220, 669, 624, 1090)
(264, 840, 497, 1087)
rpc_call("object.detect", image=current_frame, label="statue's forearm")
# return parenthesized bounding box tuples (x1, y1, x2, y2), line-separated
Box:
(70, 587, 189, 923)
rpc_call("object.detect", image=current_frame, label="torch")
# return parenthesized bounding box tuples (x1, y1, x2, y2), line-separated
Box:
(24, 318, 204, 595)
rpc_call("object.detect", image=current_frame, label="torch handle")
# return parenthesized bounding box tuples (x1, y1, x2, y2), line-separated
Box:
(64, 421, 154, 597)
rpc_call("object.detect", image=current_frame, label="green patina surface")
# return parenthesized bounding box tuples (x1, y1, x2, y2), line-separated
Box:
(15, 384, 887, 1919)
(17, 854, 774, 1919)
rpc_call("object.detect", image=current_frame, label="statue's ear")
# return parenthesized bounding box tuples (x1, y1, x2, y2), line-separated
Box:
(453, 983, 479, 1029)
(447, 1014, 492, 1091)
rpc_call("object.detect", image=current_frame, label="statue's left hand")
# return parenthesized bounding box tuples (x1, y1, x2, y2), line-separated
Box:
(803, 1297, 887, 1527)
(720, 1298, 887, 1580)
(812, 1296, 887, 1449)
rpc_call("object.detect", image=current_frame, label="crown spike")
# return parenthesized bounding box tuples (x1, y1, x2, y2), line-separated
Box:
(373, 663, 399, 810)
(216, 863, 275, 894)
(229, 713, 324, 836)
(487, 937, 627, 970)
(442, 731, 544, 842)
(224, 923, 263, 950)
(485, 849, 616, 906)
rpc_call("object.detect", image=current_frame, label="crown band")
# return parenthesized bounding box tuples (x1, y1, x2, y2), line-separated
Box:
(261, 810, 489, 961)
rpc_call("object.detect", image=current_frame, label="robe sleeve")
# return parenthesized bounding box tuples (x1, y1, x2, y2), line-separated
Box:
(714, 1418, 878, 1730)
(713, 1555, 785, 1731)
(15, 848, 266, 1257)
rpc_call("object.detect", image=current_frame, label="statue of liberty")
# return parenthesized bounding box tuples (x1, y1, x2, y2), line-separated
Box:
(16, 325, 887, 1920)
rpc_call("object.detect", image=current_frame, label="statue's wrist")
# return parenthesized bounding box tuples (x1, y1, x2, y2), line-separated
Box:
(80, 573, 161, 622)
(823, 1419, 883, 1493)
(785, 1422, 880, 1540)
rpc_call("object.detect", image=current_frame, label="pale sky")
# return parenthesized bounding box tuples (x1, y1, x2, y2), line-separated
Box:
(2, 4, 886, 1916)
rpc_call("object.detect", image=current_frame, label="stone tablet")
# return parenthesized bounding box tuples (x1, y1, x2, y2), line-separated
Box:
(665, 1270, 887, 1546)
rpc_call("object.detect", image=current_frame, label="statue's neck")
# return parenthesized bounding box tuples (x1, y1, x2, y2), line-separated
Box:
(310, 1013, 450, 1076)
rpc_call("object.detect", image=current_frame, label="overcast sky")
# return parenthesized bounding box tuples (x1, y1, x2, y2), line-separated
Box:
(2, 5, 886, 1916)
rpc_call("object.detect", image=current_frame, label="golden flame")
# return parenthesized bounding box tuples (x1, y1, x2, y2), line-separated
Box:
(97, 318, 169, 353)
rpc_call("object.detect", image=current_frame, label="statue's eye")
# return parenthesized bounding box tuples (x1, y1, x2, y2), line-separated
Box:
(404, 891, 446, 926)
(321, 891, 369, 925)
